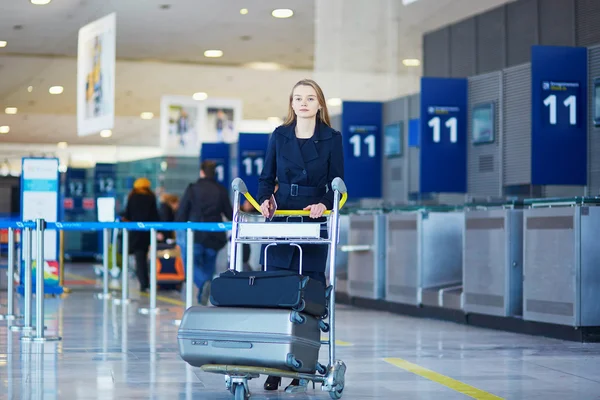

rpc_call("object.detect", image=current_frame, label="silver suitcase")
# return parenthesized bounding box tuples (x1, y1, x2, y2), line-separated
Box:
(177, 307, 322, 374)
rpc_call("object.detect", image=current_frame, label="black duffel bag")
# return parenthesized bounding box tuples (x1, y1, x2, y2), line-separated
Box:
(209, 269, 329, 319)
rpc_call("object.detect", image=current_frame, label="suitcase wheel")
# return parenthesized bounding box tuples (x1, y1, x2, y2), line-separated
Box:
(292, 299, 306, 313)
(286, 353, 303, 370)
(234, 383, 246, 400)
(316, 362, 327, 375)
(319, 320, 330, 333)
(290, 311, 306, 325)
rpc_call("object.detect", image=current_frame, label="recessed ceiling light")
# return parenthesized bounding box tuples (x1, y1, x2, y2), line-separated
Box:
(30, 0, 52, 5)
(244, 62, 284, 71)
(0, 126, 10, 134)
(140, 112, 154, 120)
(100, 129, 112, 138)
(5, 107, 17, 115)
(49, 86, 64, 94)
(272, 9, 294, 18)
(327, 98, 342, 107)
(193, 92, 208, 101)
(240, 8, 249, 15)
(0, 41, 7, 48)
(27, 86, 33, 93)
(204, 50, 223, 58)
(402, 58, 421, 67)
(57, 141, 68, 149)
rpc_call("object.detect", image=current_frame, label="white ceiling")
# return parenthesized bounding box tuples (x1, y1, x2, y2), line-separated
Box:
(0, 0, 516, 152)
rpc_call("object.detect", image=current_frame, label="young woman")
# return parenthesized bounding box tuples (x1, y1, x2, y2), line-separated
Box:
(256, 79, 344, 392)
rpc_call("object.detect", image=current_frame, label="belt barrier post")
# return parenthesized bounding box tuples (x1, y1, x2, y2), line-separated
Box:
(96, 228, 111, 300)
(139, 228, 159, 315)
(22, 219, 61, 342)
(113, 229, 131, 305)
(11, 226, 33, 332)
(185, 228, 194, 310)
(1, 227, 17, 320)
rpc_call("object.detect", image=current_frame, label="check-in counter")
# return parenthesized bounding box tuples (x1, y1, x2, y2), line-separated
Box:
(385, 207, 464, 309)
(463, 202, 524, 317)
(523, 198, 600, 327)
(344, 211, 386, 300)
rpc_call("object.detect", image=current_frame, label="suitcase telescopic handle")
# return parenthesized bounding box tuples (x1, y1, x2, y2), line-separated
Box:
(263, 242, 304, 275)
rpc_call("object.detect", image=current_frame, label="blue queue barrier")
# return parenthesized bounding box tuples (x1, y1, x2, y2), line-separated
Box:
(0, 220, 232, 341)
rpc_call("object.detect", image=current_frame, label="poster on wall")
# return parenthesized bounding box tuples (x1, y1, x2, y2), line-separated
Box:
(204, 98, 243, 144)
(77, 13, 116, 137)
(160, 96, 204, 156)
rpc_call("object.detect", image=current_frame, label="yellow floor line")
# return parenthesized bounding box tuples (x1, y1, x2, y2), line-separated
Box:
(384, 358, 504, 400)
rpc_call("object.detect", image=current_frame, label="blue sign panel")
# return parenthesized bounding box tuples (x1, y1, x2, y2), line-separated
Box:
(94, 163, 116, 197)
(531, 45, 587, 185)
(408, 118, 420, 148)
(238, 133, 269, 198)
(200, 142, 231, 188)
(65, 168, 88, 215)
(419, 77, 468, 193)
(341, 101, 383, 198)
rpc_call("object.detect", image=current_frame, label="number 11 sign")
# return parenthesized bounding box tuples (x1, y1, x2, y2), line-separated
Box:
(542, 81, 579, 128)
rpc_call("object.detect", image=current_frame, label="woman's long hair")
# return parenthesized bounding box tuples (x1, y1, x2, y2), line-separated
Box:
(283, 79, 331, 127)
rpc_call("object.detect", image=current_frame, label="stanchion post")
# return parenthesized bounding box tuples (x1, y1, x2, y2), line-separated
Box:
(11, 226, 33, 332)
(185, 227, 194, 310)
(22, 219, 61, 342)
(1, 227, 17, 320)
(113, 229, 131, 305)
(139, 228, 159, 315)
(96, 228, 111, 300)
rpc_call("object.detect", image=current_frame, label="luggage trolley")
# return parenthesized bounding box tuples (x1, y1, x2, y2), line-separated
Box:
(198, 177, 348, 399)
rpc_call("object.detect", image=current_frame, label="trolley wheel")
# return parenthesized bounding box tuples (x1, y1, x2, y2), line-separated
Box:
(234, 383, 246, 400)
(329, 387, 344, 399)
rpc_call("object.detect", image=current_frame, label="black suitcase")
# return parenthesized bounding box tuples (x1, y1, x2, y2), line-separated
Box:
(209, 269, 329, 318)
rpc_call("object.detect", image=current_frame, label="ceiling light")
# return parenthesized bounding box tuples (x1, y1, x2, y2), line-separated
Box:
(5, 107, 17, 115)
(100, 129, 112, 138)
(0, 41, 6, 48)
(0, 126, 10, 134)
(57, 142, 68, 149)
(49, 86, 64, 94)
(327, 98, 342, 107)
(27, 86, 33, 93)
(204, 50, 223, 58)
(402, 58, 421, 67)
(272, 9, 294, 18)
(402, 0, 419, 5)
(240, 8, 248, 15)
(244, 62, 284, 71)
(140, 112, 154, 120)
(193, 92, 208, 101)
(31, 0, 52, 4)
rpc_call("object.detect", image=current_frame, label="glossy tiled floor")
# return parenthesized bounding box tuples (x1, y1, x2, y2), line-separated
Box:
(1, 265, 600, 399)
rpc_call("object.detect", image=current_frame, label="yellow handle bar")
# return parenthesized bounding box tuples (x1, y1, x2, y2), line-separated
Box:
(242, 191, 348, 217)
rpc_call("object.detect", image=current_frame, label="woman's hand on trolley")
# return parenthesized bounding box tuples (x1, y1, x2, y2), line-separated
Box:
(303, 203, 327, 219)
(260, 199, 273, 218)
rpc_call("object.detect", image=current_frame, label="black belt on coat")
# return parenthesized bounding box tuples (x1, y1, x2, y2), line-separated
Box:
(278, 183, 326, 197)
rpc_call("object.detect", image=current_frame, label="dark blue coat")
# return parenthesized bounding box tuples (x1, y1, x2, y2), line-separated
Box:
(257, 120, 344, 272)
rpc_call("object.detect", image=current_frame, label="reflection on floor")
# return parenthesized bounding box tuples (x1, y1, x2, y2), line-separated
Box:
(0, 263, 600, 399)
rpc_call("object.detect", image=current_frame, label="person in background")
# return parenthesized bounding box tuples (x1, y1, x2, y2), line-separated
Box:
(122, 177, 160, 292)
(257, 79, 344, 392)
(157, 193, 179, 243)
(176, 161, 233, 305)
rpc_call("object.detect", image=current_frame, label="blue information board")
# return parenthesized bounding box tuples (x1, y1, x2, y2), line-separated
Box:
(419, 77, 468, 193)
(238, 133, 269, 198)
(341, 101, 383, 198)
(200, 142, 231, 188)
(531, 45, 588, 185)
(94, 163, 116, 197)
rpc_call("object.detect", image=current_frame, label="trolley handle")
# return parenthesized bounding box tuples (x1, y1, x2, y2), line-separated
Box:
(231, 177, 348, 217)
